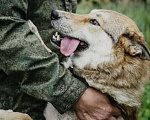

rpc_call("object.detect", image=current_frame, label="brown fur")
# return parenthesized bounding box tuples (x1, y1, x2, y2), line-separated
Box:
(73, 33, 149, 119)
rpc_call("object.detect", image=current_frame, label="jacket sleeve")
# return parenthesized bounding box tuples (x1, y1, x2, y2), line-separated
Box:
(0, 0, 87, 114)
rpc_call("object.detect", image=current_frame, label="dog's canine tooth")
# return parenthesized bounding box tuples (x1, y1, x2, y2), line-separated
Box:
(56, 35, 60, 41)
(53, 35, 56, 40)
(80, 42, 85, 45)
(55, 32, 58, 37)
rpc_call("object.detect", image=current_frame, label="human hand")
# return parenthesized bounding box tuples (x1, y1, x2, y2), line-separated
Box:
(73, 88, 121, 120)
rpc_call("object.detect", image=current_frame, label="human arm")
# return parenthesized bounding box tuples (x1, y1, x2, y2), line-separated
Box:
(0, 0, 87, 115)
(0, 1, 121, 119)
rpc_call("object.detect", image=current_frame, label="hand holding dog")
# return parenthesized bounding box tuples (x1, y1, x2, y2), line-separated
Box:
(73, 88, 121, 120)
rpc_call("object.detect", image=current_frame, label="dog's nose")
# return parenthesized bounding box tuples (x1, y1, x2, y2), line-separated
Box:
(51, 10, 59, 20)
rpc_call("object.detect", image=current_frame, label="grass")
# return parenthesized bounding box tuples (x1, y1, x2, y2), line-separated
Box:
(77, 1, 150, 119)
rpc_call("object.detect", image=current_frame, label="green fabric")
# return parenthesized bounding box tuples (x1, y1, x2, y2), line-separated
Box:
(0, 0, 87, 120)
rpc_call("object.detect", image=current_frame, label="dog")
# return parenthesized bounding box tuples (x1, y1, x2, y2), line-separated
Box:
(44, 9, 150, 120)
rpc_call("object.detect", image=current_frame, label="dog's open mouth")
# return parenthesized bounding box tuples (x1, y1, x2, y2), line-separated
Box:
(51, 32, 88, 56)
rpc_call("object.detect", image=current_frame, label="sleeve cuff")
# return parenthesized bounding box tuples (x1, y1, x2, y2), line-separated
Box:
(52, 78, 88, 114)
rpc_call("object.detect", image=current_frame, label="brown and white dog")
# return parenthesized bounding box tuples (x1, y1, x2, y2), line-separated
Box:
(44, 9, 150, 120)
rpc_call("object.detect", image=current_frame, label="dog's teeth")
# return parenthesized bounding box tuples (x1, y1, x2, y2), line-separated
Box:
(80, 42, 85, 45)
(71, 66, 73, 68)
(53, 35, 56, 40)
(55, 32, 58, 37)
(56, 35, 60, 41)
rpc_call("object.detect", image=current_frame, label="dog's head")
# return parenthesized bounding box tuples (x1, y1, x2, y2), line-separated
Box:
(51, 9, 150, 69)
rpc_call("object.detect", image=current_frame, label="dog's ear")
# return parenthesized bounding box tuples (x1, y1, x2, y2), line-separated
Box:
(121, 30, 150, 60)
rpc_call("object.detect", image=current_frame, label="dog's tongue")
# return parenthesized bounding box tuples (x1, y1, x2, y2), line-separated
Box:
(60, 37, 80, 56)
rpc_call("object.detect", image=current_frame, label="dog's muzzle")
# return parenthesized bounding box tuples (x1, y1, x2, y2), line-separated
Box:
(51, 32, 88, 53)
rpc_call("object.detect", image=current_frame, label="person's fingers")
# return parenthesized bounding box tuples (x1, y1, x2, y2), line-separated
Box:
(77, 111, 98, 120)
(76, 111, 86, 120)
(108, 116, 118, 120)
(109, 105, 121, 117)
(83, 113, 94, 120)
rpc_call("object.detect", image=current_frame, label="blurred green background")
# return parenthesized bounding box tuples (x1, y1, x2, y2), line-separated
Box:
(76, 0, 150, 120)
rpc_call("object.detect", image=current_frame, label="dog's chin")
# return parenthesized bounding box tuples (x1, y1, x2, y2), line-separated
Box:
(51, 32, 89, 55)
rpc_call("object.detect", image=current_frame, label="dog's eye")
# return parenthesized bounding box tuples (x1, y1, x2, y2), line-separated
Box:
(89, 19, 100, 26)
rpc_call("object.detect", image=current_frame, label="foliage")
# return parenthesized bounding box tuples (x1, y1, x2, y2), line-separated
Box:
(139, 84, 150, 120)
(77, 1, 150, 119)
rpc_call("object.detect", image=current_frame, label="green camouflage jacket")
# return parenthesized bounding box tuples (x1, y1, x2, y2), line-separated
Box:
(0, 0, 87, 119)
